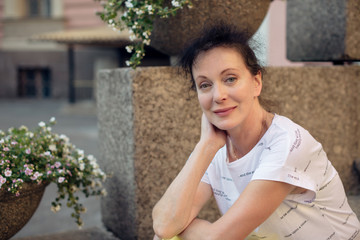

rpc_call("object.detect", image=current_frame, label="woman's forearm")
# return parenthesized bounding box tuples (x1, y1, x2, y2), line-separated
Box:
(152, 142, 218, 238)
(179, 218, 215, 240)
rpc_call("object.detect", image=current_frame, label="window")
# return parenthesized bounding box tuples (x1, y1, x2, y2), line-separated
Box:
(28, 0, 51, 18)
(17, 67, 51, 98)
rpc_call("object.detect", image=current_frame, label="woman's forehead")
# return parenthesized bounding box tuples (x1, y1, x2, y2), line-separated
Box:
(192, 47, 246, 72)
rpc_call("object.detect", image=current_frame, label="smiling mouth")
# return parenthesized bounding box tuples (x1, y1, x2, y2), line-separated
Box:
(213, 106, 236, 116)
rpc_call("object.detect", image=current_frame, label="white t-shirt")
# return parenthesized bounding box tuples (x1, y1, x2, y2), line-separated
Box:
(201, 114, 360, 240)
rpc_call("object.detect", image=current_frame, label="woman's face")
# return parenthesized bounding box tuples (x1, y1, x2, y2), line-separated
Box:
(192, 47, 262, 131)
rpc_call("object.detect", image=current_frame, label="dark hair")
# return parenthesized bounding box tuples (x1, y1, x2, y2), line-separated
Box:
(179, 22, 265, 90)
(179, 22, 277, 112)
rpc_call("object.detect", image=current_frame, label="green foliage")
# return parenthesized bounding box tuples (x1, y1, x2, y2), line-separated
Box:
(96, 0, 192, 68)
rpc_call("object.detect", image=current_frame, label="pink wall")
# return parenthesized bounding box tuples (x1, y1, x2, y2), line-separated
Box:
(267, 0, 303, 66)
(0, 0, 4, 44)
(63, 0, 105, 29)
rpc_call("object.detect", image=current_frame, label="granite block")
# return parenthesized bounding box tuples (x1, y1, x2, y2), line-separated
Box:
(150, 0, 271, 56)
(286, 0, 360, 61)
(97, 66, 360, 239)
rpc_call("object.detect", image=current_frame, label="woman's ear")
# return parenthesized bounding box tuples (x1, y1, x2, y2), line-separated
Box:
(253, 71, 262, 97)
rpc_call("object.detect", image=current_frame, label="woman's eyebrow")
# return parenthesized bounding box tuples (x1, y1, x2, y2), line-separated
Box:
(194, 75, 208, 81)
(220, 68, 238, 75)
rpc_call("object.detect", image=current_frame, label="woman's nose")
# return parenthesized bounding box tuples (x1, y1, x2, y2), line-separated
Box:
(213, 84, 227, 103)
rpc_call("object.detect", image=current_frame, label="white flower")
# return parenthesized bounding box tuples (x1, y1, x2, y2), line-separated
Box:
(58, 177, 65, 183)
(146, 4, 152, 11)
(142, 31, 149, 38)
(125, 45, 133, 53)
(46, 127, 52, 132)
(38, 121, 46, 127)
(49, 144, 57, 151)
(125, 0, 133, 8)
(70, 185, 78, 192)
(143, 39, 151, 45)
(30, 171, 42, 180)
(101, 189, 108, 196)
(79, 163, 85, 171)
(0, 175, 6, 184)
(171, 0, 180, 7)
(129, 34, 137, 41)
(88, 155, 95, 161)
(51, 204, 61, 213)
(50, 117, 56, 123)
(26, 132, 34, 138)
(44, 151, 51, 156)
(59, 134, 69, 143)
(0, 139, 3, 144)
(136, 9, 144, 15)
(4, 170, 12, 177)
(19, 125, 28, 131)
(125, 60, 131, 66)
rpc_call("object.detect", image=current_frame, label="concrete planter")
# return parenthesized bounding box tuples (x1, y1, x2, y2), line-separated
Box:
(0, 182, 47, 240)
(150, 0, 271, 56)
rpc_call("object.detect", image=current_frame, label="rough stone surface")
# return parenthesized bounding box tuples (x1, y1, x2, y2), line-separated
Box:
(97, 66, 360, 239)
(287, 0, 360, 61)
(346, 0, 360, 59)
(97, 69, 138, 240)
(150, 0, 271, 56)
(14, 227, 120, 240)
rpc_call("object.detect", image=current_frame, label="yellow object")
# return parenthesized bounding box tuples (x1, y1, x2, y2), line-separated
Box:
(163, 236, 181, 240)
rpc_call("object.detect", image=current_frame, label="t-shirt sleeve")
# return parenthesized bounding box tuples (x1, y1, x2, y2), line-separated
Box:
(251, 129, 319, 204)
(201, 169, 210, 185)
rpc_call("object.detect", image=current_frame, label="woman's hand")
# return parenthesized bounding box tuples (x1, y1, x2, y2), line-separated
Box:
(153, 235, 161, 240)
(199, 113, 227, 151)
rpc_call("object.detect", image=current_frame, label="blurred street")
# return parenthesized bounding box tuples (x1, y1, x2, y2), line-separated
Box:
(0, 99, 103, 239)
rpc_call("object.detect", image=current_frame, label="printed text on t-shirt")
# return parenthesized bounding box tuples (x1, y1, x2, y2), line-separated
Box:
(290, 129, 302, 152)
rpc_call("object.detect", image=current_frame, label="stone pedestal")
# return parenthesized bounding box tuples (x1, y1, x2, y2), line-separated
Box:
(97, 66, 360, 239)
(286, 0, 360, 62)
(96, 67, 220, 240)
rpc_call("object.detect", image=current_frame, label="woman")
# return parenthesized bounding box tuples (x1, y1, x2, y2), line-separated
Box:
(152, 23, 360, 240)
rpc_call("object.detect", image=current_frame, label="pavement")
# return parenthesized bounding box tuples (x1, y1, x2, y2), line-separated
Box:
(0, 99, 118, 240)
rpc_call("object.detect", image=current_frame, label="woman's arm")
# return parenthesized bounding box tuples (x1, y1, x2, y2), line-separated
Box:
(152, 142, 216, 238)
(179, 180, 296, 240)
(152, 114, 226, 239)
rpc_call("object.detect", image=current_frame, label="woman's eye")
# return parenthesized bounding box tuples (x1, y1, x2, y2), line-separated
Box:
(225, 77, 236, 83)
(199, 83, 211, 89)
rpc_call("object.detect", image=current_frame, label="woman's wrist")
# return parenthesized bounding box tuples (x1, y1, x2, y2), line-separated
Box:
(195, 140, 222, 159)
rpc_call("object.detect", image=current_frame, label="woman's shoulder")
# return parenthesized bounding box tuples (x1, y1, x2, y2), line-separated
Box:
(270, 114, 310, 139)
(264, 114, 319, 150)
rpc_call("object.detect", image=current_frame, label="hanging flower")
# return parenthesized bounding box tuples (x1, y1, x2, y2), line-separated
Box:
(96, 0, 193, 68)
(0, 117, 107, 228)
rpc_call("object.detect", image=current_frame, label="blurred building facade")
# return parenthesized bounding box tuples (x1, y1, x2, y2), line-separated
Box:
(0, 0, 169, 100)
(0, 0, 307, 101)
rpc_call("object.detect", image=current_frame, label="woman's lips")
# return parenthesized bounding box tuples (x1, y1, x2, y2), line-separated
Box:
(213, 106, 236, 116)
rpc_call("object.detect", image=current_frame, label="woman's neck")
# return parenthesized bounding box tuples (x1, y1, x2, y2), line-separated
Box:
(227, 107, 273, 161)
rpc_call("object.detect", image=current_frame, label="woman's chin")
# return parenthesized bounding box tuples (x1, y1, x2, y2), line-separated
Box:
(213, 122, 237, 131)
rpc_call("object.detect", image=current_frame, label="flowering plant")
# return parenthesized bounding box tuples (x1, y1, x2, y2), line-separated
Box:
(97, 0, 192, 68)
(0, 117, 107, 228)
